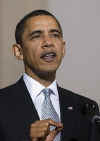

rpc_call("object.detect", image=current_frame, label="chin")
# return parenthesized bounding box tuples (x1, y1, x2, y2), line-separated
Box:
(34, 69, 56, 81)
(41, 64, 59, 71)
(39, 68, 57, 74)
(41, 68, 57, 73)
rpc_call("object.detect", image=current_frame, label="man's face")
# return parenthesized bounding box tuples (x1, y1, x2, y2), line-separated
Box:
(20, 15, 65, 75)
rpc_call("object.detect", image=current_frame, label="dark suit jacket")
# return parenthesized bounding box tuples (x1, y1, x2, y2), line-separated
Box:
(0, 77, 99, 141)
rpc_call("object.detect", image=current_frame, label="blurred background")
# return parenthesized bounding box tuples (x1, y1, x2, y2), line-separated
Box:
(0, 0, 100, 104)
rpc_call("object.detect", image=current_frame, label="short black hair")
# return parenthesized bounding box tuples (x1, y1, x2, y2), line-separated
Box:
(15, 9, 63, 45)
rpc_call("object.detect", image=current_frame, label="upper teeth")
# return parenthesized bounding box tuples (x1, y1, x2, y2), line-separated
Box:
(45, 53, 54, 57)
(42, 52, 56, 58)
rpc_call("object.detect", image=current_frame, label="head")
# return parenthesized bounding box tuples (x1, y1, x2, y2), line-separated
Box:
(13, 9, 65, 81)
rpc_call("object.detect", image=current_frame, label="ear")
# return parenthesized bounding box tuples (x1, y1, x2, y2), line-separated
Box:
(12, 44, 23, 60)
(62, 41, 66, 58)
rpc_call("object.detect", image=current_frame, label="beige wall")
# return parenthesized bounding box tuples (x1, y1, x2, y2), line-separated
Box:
(0, 0, 100, 104)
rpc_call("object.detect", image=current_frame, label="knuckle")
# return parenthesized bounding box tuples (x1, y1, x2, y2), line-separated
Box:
(41, 131, 45, 136)
(43, 126, 49, 132)
(38, 131, 45, 137)
(45, 122, 49, 127)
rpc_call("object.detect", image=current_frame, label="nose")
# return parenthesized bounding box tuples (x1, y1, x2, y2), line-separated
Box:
(42, 35, 53, 48)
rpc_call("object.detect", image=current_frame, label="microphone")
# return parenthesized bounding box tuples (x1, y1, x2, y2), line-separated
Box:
(79, 102, 100, 141)
(92, 114, 100, 125)
(81, 103, 100, 141)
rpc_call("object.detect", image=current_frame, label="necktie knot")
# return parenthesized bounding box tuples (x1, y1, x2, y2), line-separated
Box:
(42, 88, 52, 97)
(42, 88, 52, 94)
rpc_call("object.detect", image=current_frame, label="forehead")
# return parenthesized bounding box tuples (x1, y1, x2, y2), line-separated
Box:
(24, 15, 60, 32)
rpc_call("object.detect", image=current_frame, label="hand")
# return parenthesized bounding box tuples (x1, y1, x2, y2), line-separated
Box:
(30, 119, 63, 141)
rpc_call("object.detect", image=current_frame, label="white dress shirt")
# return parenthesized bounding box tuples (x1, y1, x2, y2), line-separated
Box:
(23, 73, 61, 119)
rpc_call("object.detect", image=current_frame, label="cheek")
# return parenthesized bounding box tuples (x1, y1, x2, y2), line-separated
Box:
(23, 42, 39, 56)
(27, 49, 41, 64)
(56, 43, 64, 55)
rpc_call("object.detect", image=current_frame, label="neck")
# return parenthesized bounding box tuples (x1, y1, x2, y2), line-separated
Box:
(25, 68, 56, 87)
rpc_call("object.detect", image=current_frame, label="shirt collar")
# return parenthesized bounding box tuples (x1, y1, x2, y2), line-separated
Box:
(23, 73, 58, 99)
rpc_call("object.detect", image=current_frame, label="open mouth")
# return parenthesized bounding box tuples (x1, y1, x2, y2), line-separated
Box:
(40, 52, 56, 62)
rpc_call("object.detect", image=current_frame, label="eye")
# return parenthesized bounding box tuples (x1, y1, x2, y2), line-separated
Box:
(51, 32, 61, 38)
(31, 34, 41, 40)
(54, 33, 60, 37)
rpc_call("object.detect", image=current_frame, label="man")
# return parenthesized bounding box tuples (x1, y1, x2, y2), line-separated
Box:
(0, 10, 99, 141)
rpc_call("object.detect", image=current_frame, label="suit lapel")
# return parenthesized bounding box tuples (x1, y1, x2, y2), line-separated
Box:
(16, 77, 40, 122)
(58, 86, 77, 141)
